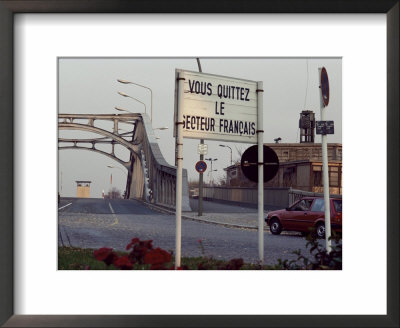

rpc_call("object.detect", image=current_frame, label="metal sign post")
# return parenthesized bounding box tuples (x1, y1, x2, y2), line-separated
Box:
(256, 82, 264, 264)
(197, 59, 205, 217)
(175, 73, 185, 269)
(318, 67, 332, 253)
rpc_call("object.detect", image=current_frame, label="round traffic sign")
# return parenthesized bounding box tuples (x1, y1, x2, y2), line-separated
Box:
(240, 145, 279, 183)
(320, 67, 330, 107)
(195, 160, 207, 173)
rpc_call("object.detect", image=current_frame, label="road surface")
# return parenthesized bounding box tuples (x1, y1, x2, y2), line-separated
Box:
(59, 197, 318, 265)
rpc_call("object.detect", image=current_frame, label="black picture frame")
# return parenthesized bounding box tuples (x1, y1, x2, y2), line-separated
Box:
(0, 1, 398, 327)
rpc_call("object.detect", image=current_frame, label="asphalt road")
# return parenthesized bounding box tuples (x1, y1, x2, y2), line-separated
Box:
(189, 198, 281, 212)
(58, 197, 319, 265)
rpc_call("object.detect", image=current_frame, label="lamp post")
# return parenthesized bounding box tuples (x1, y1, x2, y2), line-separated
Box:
(153, 127, 168, 141)
(117, 91, 147, 115)
(207, 169, 218, 186)
(117, 79, 153, 122)
(115, 106, 132, 113)
(205, 158, 218, 185)
(107, 165, 128, 199)
(219, 144, 232, 165)
(152, 126, 168, 141)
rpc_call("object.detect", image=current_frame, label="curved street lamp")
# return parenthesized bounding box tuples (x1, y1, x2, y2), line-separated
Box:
(219, 144, 233, 165)
(153, 127, 168, 141)
(115, 106, 132, 113)
(117, 91, 147, 115)
(107, 165, 128, 175)
(107, 165, 128, 199)
(117, 79, 153, 122)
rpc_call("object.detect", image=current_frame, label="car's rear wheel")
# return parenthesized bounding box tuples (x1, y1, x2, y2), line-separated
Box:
(269, 218, 282, 235)
(316, 222, 325, 239)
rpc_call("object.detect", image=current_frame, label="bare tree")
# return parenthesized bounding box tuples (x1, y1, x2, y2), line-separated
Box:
(234, 144, 247, 164)
(107, 187, 122, 199)
(188, 179, 199, 188)
(215, 175, 227, 186)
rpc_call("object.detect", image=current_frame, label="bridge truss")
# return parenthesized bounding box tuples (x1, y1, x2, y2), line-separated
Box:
(58, 113, 190, 210)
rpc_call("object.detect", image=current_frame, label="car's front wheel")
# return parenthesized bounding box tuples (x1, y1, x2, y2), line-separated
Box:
(269, 218, 282, 235)
(316, 222, 325, 239)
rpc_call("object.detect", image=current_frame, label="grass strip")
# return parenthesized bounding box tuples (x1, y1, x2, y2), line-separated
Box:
(58, 247, 265, 270)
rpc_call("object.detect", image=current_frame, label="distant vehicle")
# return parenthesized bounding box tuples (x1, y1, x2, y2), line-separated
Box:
(265, 197, 342, 238)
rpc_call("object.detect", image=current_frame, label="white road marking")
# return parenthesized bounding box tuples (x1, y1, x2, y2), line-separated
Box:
(108, 202, 115, 214)
(108, 202, 118, 226)
(58, 203, 72, 211)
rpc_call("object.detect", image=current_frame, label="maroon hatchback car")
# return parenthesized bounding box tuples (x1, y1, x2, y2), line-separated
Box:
(265, 197, 342, 238)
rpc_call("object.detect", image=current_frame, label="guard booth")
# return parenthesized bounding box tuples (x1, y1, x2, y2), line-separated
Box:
(76, 181, 92, 198)
(299, 110, 315, 143)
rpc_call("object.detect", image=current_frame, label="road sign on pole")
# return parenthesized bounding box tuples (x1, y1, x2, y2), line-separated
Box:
(197, 143, 208, 155)
(195, 160, 207, 173)
(320, 67, 330, 107)
(241, 145, 280, 183)
(256, 81, 264, 264)
(318, 67, 332, 253)
(316, 121, 334, 135)
(174, 69, 264, 267)
(174, 69, 258, 143)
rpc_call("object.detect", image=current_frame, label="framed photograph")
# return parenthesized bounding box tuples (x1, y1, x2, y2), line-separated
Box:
(1, 1, 398, 327)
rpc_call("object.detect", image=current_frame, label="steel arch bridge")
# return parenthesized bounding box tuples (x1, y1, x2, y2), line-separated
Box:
(58, 113, 191, 211)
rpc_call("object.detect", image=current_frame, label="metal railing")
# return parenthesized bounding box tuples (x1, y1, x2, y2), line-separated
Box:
(139, 114, 191, 211)
(202, 186, 341, 208)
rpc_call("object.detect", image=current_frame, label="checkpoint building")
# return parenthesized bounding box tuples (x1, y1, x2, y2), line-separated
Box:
(224, 143, 342, 195)
(76, 181, 92, 198)
(224, 110, 342, 195)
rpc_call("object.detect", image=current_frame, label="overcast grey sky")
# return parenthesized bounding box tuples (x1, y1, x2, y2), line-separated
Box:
(58, 58, 341, 198)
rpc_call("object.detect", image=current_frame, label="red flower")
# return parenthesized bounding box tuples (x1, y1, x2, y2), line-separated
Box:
(129, 240, 154, 263)
(126, 238, 140, 250)
(94, 247, 113, 261)
(93, 247, 118, 266)
(144, 248, 172, 269)
(218, 258, 244, 270)
(113, 256, 133, 270)
(140, 240, 153, 250)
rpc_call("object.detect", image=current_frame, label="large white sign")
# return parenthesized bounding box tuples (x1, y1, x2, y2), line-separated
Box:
(174, 69, 258, 143)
